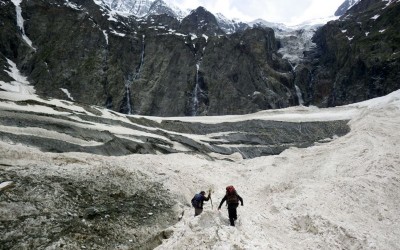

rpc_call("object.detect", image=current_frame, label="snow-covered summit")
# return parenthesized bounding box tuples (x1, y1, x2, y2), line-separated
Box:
(335, 0, 362, 16)
(215, 13, 249, 34)
(97, 0, 187, 19)
(249, 19, 290, 31)
(96, 0, 336, 36)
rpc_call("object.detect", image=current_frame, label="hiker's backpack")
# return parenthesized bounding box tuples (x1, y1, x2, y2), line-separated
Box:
(191, 193, 203, 208)
(226, 185, 239, 204)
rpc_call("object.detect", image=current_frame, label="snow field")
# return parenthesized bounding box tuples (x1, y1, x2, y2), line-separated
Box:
(147, 93, 400, 249)
(1, 55, 400, 248)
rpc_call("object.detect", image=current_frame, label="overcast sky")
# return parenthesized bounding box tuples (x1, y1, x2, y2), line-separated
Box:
(165, 0, 345, 25)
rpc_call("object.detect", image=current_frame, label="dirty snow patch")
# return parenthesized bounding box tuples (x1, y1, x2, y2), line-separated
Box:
(371, 14, 380, 20)
(0, 181, 14, 191)
(110, 29, 126, 37)
(0, 58, 35, 95)
(65, 0, 81, 10)
(60, 88, 74, 101)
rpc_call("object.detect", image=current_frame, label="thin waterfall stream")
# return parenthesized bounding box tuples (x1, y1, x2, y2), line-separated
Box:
(289, 62, 304, 106)
(122, 35, 145, 114)
(192, 61, 201, 116)
(189, 35, 210, 116)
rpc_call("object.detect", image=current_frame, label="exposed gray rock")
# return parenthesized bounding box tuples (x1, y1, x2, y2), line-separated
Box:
(0, 0, 296, 116)
(298, 0, 400, 107)
(0, 164, 177, 249)
(1, 0, 399, 116)
(335, 0, 362, 16)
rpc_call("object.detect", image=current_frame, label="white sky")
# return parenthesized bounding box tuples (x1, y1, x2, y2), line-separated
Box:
(165, 0, 345, 25)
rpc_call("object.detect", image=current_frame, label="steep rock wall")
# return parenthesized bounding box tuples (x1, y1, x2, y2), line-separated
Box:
(0, 0, 295, 116)
(298, 0, 400, 107)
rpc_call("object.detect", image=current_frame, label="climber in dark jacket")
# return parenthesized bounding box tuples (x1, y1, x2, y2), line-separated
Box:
(191, 191, 211, 216)
(218, 186, 243, 226)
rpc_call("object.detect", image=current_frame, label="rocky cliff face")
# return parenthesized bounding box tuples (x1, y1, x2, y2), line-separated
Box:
(296, 0, 400, 107)
(0, 0, 399, 116)
(334, 0, 362, 16)
(0, 0, 296, 116)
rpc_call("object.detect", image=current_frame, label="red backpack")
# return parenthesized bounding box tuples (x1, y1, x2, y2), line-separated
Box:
(226, 185, 239, 204)
(226, 185, 235, 194)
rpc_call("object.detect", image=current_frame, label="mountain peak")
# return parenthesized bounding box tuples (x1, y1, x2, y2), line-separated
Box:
(181, 6, 224, 35)
(98, 0, 184, 18)
(188, 6, 214, 17)
(194, 6, 207, 12)
(334, 0, 361, 16)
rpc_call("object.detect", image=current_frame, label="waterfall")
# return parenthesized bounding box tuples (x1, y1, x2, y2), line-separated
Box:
(189, 35, 209, 116)
(288, 61, 298, 72)
(12, 0, 35, 50)
(134, 35, 145, 80)
(289, 61, 304, 106)
(192, 63, 201, 116)
(121, 35, 145, 114)
(125, 85, 132, 114)
(295, 85, 304, 106)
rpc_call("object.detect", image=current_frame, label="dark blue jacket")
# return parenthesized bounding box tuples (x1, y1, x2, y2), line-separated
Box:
(192, 193, 210, 209)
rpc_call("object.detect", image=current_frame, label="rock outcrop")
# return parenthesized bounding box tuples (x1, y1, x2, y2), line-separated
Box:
(296, 0, 400, 107)
(0, 157, 178, 249)
(1, 0, 399, 115)
(334, 0, 362, 16)
(0, 0, 295, 116)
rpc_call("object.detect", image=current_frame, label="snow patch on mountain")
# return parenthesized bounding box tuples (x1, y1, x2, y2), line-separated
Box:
(97, 0, 186, 19)
(64, 0, 81, 10)
(334, 0, 398, 17)
(0, 58, 35, 95)
(249, 16, 339, 66)
(60, 88, 74, 101)
(383, 0, 400, 8)
(335, 0, 362, 16)
(215, 13, 248, 34)
(110, 29, 126, 37)
(348, 0, 361, 9)
(371, 14, 380, 20)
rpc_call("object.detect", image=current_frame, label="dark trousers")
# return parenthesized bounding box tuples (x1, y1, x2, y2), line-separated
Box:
(194, 208, 203, 216)
(227, 204, 238, 226)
